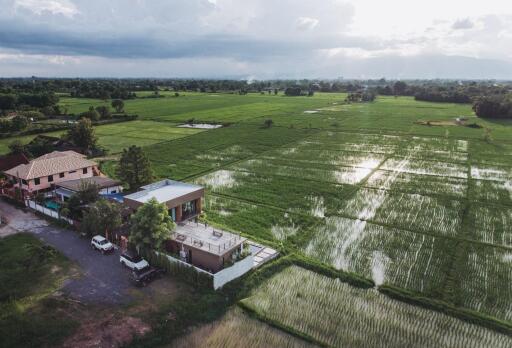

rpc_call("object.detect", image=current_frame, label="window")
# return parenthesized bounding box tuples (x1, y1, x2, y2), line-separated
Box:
(34, 178, 40, 185)
(59, 172, 65, 178)
(22, 179, 28, 185)
(48, 175, 53, 182)
(83, 168, 88, 174)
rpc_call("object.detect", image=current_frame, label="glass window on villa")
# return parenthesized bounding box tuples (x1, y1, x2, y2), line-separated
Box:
(182, 200, 197, 218)
(22, 179, 28, 185)
(83, 168, 88, 174)
(34, 178, 40, 185)
(48, 175, 53, 182)
(59, 172, 65, 178)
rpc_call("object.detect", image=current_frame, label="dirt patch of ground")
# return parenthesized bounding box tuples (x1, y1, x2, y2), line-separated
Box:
(416, 120, 459, 126)
(62, 312, 150, 348)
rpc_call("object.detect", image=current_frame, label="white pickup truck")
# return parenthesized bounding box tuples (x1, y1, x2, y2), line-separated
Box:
(91, 235, 114, 254)
(120, 252, 149, 271)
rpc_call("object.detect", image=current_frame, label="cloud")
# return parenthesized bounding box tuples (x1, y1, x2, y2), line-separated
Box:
(14, 0, 78, 17)
(296, 17, 319, 30)
(452, 18, 474, 30)
(0, 0, 510, 78)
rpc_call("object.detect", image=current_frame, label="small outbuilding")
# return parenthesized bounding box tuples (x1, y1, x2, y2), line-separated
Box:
(55, 176, 123, 201)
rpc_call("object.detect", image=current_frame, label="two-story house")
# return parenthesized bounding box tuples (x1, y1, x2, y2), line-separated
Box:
(4, 151, 99, 197)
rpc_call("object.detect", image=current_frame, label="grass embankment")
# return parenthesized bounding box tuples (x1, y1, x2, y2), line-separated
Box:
(0, 233, 77, 348)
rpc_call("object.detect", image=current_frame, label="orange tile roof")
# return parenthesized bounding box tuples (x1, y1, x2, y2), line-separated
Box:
(4, 151, 97, 180)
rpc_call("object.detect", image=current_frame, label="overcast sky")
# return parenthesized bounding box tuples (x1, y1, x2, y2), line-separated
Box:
(1, 0, 511, 79)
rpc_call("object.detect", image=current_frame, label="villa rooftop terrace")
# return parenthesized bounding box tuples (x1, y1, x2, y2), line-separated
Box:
(172, 221, 246, 256)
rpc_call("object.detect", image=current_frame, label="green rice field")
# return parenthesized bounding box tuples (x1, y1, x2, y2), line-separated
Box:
(4, 92, 512, 342)
(240, 266, 512, 347)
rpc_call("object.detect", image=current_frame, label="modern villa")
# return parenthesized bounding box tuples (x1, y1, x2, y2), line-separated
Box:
(167, 221, 247, 273)
(123, 179, 204, 223)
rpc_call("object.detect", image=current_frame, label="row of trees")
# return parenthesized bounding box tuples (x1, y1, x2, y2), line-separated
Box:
(0, 92, 59, 110)
(473, 95, 512, 119)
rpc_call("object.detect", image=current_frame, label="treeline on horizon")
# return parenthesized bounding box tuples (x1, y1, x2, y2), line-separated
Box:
(0, 77, 512, 119)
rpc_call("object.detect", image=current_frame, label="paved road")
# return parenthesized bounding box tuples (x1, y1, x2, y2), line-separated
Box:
(1, 200, 134, 304)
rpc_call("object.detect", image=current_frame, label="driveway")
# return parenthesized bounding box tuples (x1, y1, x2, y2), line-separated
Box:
(0, 199, 134, 305)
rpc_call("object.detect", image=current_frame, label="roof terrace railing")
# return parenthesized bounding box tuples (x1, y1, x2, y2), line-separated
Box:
(172, 231, 243, 254)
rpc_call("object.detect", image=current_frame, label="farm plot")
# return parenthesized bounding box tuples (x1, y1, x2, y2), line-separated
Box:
(365, 170, 467, 199)
(338, 188, 464, 237)
(304, 217, 451, 295)
(469, 179, 512, 206)
(93, 120, 204, 154)
(464, 203, 512, 247)
(470, 164, 512, 182)
(380, 157, 468, 178)
(0, 130, 65, 155)
(204, 195, 319, 243)
(171, 308, 314, 348)
(454, 243, 512, 323)
(241, 266, 511, 348)
(302, 131, 404, 154)
(146, 125, 316, 180)
(261, 147, 386, 169)
(195, 169, 353, 216)
(229, 158, 374, 185)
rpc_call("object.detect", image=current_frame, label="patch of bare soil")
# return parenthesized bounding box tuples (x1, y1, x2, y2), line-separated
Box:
(62, 313, 150, 348)
(415, 120, 458, 126)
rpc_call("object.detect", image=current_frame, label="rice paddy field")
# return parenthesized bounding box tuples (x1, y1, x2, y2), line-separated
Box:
(4, 92, 512, 344)
(240, 266, 512, 347)
(170, 308, 314, 348)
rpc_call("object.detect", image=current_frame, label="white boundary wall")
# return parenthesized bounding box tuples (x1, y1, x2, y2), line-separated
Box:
(26, 200, 74, 225)
(213, 254, 253, 289)
(160, 252, 254, 290)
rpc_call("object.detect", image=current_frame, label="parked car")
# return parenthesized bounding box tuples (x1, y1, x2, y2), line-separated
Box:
(131, 267, 164, 287)
(120, 252, 149, 271)
(91, 235, 114, 254)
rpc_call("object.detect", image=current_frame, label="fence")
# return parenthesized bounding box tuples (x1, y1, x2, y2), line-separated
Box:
(25, 200, 74, 225)
(153, 251, 254, 290)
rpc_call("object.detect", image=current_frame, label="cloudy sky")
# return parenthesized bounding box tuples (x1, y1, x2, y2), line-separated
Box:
(0, 0, 511, 79)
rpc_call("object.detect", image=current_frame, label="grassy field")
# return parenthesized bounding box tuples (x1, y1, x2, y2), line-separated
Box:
(170, 308, 313, 348)
(0, 233, 77, 348)
(241, 266, 512, 347)
(0, 120, 204, 155)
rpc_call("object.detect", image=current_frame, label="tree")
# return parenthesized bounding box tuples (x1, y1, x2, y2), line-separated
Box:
(66, 118, 97, 151)
(263, 119, 274, 128)
(10, 115, 29, 131)
(95, 106, 112, 119)
(62, 181, 99, 220)
(80, 106, 100, 121)
(8, 140, 25, 155)
(111, 99, 125, 113)
(80, 199, 121, 237)
(129, 198, 175, 251)
(116, 146, 153, 190)
(77, 180, 100, 204)
(393, 81, 408, 95)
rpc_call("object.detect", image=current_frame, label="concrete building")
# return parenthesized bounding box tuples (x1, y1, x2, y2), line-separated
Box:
(166, 221, 247, 273)
(123, 179, 204, 223)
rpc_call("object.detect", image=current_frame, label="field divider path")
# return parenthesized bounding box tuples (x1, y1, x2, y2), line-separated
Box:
(440, 140, 477, 304)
